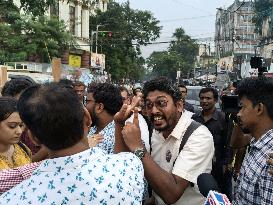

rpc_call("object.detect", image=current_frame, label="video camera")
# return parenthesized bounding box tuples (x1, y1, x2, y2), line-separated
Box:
(221, 95, 240, 114)
(250, 56, 267, 76)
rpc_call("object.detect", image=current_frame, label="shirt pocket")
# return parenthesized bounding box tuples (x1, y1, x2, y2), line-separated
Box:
(242, 165, 260, 194)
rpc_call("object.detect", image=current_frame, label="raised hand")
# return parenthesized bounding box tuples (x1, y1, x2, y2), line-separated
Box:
(121, 108, 144, 152)
(88, 134, 104, 148)
(114, 96, 141, 125)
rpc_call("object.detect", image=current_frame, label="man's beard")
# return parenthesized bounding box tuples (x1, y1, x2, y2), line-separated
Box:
(241, 127, 251, 134)
(237, 119, 251, 134)
(90, 108, 98, 127)
(151, 113, 178, 133)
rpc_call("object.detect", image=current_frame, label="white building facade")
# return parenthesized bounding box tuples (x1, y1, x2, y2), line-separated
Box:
(51, 0, 108, 68)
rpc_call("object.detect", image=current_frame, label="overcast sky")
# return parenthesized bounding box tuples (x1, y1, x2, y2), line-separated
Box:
(114, 0, 235, 58)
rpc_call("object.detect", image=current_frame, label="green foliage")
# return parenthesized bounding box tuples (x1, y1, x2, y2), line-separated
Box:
(18, 0, 55, 17)
(147, 51, 179, 79)
(90, 1, 161, 81)
(147, 28, 198, 80)
(253, 0, 273, 34)
(0, 0, 76, 63)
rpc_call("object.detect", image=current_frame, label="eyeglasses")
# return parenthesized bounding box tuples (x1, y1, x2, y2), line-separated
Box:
(85, 99, 95, 104)
(145, 99, 168, 110)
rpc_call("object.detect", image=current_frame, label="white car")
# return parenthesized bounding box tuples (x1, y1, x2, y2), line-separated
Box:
(186, 86, 220, 113)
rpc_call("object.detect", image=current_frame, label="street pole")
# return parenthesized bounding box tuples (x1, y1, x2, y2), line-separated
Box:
(95, 25, 99, 54)
(95, 24, 108, 54)
(90, 31, 96, 55)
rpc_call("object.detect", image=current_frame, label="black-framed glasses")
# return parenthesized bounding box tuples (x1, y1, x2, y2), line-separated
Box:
(85, 99, 95, 104)
(145, 99, 168, 110)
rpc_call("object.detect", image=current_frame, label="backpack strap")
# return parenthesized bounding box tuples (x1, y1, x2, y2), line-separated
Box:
(178, 120, 202, 153)
(18, 141, 31, 157)
(174, 120, 201, 187)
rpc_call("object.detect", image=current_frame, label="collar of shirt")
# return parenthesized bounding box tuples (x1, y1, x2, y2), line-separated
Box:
(89, 120, 115, 136)
(169, 111, 193, 140)
(197, 108, 220, 121)
(33, 147, 106, 173)
(250, 129, 273, 150)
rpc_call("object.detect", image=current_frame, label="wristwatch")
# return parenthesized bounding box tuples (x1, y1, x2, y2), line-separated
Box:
(133, 147, 146, 160)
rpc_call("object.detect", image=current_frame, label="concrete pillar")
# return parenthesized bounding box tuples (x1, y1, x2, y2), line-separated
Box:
(81, 9, 89, 38)
(75, 4, 82, 37)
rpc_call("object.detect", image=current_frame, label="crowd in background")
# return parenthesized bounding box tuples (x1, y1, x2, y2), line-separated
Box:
(0, 75, 272, 205)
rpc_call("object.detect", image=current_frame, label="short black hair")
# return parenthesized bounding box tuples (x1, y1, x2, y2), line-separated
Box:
(119, 86, 129, 95)
(237, 77, 273, 120)
(178, 83, 187, 92)
(87, 83, 123, 115)
(73, 81, 86, 88)
(0, 97, 17, 121)
(1, 78, 34, 97)
(58, 79, 74, 89)
(18, 83, 85, 151)
(199, 87, 218, 101)
(143, 77, 181, 103)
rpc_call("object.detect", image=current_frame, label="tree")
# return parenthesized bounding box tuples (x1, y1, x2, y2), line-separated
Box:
(253, 0, 273, 34)
(0, 0, 76, 63)
(19, 0, 55, 17)
(90, 1, 161, 81)
(147, 51, 179, 79)
(0, 0, 55, 18)
(169, 28, 198, 74)
(147, 28, 198, 81)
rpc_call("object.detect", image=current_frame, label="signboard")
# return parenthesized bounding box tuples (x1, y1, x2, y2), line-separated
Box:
(52, 58, 62, 82)
(0, 66, 8, 87)
(69, 55, 81, 68)
(91, 53, 105, 71)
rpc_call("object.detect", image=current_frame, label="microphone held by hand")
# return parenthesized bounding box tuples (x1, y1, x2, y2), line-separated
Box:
(197, 173, 231, 205)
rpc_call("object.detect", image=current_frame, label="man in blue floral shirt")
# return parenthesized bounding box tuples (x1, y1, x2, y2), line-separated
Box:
(0, 83, 144, 204)
(86, 83, 123, 154)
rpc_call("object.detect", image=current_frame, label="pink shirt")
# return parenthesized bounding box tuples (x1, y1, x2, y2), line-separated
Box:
(0, 162, 41, 194)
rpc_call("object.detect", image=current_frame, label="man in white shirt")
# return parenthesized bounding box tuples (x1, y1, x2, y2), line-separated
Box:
(119, 77, 214, 205)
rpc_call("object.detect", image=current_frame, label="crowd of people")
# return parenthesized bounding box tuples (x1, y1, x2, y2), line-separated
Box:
(0, 75, 272, 205)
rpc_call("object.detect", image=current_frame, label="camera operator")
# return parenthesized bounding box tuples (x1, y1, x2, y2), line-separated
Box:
(220, 82, 251, 183)
(192, 87, 232, 200)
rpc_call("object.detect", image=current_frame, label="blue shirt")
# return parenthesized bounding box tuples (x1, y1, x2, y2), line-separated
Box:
(89, 121, 115, 154)
(234, 129, 273, 205)
(0, 147, 144, 205)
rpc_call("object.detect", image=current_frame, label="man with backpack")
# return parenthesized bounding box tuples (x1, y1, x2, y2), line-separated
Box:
(116, 77, 214, 205)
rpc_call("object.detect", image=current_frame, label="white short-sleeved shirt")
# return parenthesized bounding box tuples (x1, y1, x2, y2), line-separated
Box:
(151, 111, 214, 205)
(0, 147, 144, 205)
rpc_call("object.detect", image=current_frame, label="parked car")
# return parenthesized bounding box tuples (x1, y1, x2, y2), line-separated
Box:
(185, 86, 221, 113)
(185, 86, 203, 113)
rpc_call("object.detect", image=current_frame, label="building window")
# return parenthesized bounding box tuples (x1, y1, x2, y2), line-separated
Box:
(102, 1, 106, 11)
(50, 1, 59, 18)
(69, 6, 76, 35)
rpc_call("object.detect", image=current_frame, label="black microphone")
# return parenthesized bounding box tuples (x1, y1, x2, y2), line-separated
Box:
(197, 173, 221, 197)
(197, 173, 231, 205)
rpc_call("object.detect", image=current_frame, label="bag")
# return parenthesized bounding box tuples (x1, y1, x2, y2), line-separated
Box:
(18, 141, 31, 157)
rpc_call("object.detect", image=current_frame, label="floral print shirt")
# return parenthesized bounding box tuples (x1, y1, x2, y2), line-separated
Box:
(89, 121, 115, 154)
(0, 147, 144, 205)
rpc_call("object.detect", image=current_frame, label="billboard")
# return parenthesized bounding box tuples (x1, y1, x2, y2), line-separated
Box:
(91, 53, 105, 72)
(69, 55, 81, 68)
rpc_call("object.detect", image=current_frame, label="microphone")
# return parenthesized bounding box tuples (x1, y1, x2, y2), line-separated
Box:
(197, 173, 231, 205)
